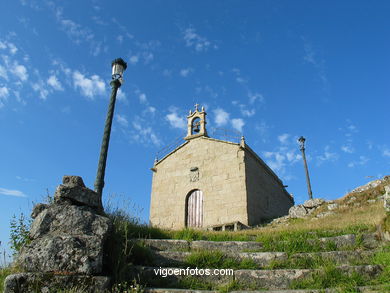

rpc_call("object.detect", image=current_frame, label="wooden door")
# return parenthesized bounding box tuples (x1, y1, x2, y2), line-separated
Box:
(186, 190, 203, 228)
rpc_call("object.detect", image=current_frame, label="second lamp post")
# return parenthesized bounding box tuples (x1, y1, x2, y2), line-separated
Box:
(298, 136, 313, 200)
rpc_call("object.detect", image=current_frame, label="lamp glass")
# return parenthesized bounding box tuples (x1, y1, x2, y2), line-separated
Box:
(112, 63, 124, 79)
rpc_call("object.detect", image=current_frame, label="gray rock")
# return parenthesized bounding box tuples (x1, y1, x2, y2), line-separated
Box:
(327, 203, 338, 210)
(18, 234, 105, 274)
(4, 273, 110, 293)
(316, 211, 335, 218)
(62, 175, 86, 187)
(29, 204, 111, 240)
(303, 198, 325, 209)
(54, 182, 103, 212)
(31, 203, 48, 219)
(384, 185, 390, 212)
(289, 205, 308, 218)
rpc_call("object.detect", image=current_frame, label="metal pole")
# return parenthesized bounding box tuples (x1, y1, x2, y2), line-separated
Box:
(299, 142, 313, 200)
(94, 79, 121, 196)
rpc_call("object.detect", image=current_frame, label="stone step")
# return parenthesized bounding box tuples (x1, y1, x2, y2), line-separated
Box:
(133, 265, 383, 290)
(144, 288, 385, 293)
(150, 251, 287, 267)
(149, 250, 375, 268)
(137, 233, 380, 253)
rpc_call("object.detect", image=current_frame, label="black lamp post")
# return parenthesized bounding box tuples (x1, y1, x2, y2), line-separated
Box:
(94, 58, 127, 197)
(298, 136, 313, 200)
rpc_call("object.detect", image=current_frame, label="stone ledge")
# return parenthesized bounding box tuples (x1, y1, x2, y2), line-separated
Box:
(4, 273, 110, 293)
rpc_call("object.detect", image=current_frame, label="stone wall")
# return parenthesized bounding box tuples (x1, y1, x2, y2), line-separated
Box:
(150, 137, 248, 229)
(244, 146, 294, 225)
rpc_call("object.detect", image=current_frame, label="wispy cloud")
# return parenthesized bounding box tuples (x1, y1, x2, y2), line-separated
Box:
(47, 75, 63, 91)
(348, 156, 369, 168)
(316, 145, 339, 165)
(213, 108, 230, 126)
(180, 68, 193, 77)
(166, 107, 186, 129)
(116, 114, 128, 127)
(72, 71, 106, 99)
(278, 133, 290, 145)
(0, 86, 9, 107)
(231, 118, 244, 133)
(131, 116, 161, 146)
(302, 37, 328, 89)
(0, 187, 27, 197)
(51, 4, 104, 56)
(183, 27, 217, 52)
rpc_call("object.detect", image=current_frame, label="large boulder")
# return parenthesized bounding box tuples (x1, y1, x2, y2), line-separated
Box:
(303, 198, 325, 209)
(5, 175, 112, 293)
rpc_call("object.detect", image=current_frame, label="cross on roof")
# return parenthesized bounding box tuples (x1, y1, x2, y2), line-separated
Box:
(195, 103, 199, 111)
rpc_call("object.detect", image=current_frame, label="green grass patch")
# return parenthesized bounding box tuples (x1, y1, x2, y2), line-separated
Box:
(185, 250, 257, 269)
(290, 264, 368, 289)
(369, 243, 390, 286)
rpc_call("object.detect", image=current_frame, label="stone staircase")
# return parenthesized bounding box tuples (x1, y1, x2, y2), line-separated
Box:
(128, 232, 389, 293)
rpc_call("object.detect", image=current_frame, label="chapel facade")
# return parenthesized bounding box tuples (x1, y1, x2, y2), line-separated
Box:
(149, 105, 294, 230)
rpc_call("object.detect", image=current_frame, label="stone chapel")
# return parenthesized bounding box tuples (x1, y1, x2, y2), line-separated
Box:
(149, 105, 294, 230)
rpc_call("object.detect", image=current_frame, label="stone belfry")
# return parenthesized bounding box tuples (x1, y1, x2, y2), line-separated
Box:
(185, 104, 208, 140)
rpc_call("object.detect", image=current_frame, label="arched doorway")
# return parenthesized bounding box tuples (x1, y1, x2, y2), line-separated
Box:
(186, 189, 203, 228)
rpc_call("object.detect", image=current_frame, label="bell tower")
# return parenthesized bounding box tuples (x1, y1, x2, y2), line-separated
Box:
(185, 104, 208, 140)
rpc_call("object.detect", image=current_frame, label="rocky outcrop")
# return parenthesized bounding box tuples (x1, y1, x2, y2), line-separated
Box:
(384, 185, 390, 213)
(4, 175, 112, 293)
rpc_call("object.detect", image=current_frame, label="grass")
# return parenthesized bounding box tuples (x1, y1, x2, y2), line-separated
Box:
(185, 250, 258, 269)
(290, 264, 368, 290)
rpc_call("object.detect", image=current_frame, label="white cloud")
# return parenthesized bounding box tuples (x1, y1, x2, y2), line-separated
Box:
(278, 133, 290, 145)
(116, 114, 128, 127)
(116, 88, 127, 102)
(316, 146, 339, 165)
(47, 75, 63, 91)
(0, 187, 27, 197)
(183, 27, 217, 52)
(129, 55, 139, 65)
(180, 68, 193, 77)
(10, 62, 28, 81)
(248, 92, 264, 104)
(0, 86, 9, 98)
(132, 118, 161, 146)
(0, 41, 18, 55)
(383, 149, 390, 157)
(348, 156, 369, 168)
(32, 80, 49, 100)
(213, 108, 230, 126)
(73, 71, 106, 99)
(166, 107, 186, 129)
(341, 145, 354, 154)
(231, 118, 244, 133)
(0, 86, 9, 107)
(139, 93, 147, 104)
(0, 65, 8, 80)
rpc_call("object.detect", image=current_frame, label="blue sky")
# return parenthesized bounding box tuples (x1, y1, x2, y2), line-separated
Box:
(0, 0, 389, 261)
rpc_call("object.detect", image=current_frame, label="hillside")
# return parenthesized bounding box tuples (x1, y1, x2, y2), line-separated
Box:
(2, 176, 389, 292)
